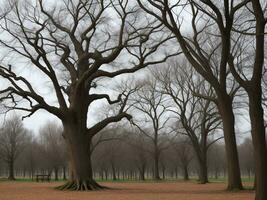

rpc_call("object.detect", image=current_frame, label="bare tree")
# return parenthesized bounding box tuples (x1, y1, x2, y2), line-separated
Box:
(39, 121, 67, 181)
(154, 61, 222, 183)
(124, 130, 149, 181)
(136, 0, 250, 190)
(238, 138, 254, 180)
(173, 137, 194, 181)
(227, 1, 267, 199)
(129, 79, 173, 180)
(208, 142, 227, 179)
(20, 134, 41, 180)
(0, 115, 28, 180)
(0, 0, 178, 190)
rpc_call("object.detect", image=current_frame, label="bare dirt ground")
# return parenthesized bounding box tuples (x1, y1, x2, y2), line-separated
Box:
(0, 181, 254, 200)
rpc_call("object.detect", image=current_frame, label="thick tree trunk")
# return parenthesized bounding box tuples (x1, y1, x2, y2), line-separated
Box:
(217, 95, 243, 190)
(8, 160, 15, 180)
(248, 91, 267, 200)
(57, 121, 104, 191)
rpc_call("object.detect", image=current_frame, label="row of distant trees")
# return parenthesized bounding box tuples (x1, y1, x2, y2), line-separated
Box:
(0, 115, 254, 182)
(0, 116, 67, 180)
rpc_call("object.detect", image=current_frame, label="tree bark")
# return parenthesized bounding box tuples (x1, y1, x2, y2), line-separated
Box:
(57, 120, 104, 191)
(217, 94, 242, 190)
(248, 90, 267, 200)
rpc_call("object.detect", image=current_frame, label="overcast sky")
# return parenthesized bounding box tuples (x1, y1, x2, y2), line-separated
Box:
(0, 0, 253, 143)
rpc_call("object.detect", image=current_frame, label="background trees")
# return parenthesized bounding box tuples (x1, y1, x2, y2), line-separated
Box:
(0, 115, 29, 180)
(39, 122, 67, 181)
(0, 118, 255, 186)
(136, 0, 250, 190)
(154, 61, 222, 183)
(129, 79, 173, 180)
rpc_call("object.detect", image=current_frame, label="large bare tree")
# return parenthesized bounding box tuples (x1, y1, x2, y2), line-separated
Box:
(0, 0, 177, 190)
(228, 1, 267, 199)
(136, 0, 249, 190)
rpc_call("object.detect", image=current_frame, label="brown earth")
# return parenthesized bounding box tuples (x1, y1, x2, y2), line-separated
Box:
(0, 181, 254, 200)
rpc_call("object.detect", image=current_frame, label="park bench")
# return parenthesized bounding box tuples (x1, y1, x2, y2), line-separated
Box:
(36, 172, 51, 182)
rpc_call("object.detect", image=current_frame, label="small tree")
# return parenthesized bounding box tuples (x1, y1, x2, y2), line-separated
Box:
(39, 122, 67, 181)
(154, 61, 222, 183)
(129, 79, 173, 180)
(0, 115, 28, 180)
(173, 137, 194, 181)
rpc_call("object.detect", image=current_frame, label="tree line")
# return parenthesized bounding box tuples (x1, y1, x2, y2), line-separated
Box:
(0, 115, 255, 183)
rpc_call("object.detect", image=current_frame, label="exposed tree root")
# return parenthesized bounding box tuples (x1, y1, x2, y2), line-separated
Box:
(56, 180, 107, 191)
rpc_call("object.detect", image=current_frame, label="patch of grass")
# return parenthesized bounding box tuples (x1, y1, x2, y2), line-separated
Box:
(208, 177, 254, 184)
(0, 176, 255, 185)
(0, 177, 66, 182)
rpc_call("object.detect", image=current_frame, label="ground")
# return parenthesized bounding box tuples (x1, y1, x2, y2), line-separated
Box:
(0, 181, 254, 200)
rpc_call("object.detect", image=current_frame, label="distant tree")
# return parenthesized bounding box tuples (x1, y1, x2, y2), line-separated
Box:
(238, 138, 254, 179)
(173, 137, 194, 181)
(19, 134, 41, 180)
(129, 79, 173, 180)
(154, 61, 222, 183)
(0, 115, 29, 180)
(129, 133, 149, 181)
(39, 122, 67, 181)
(208, 143, 227, 179)
(91, 126, 126, 180)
